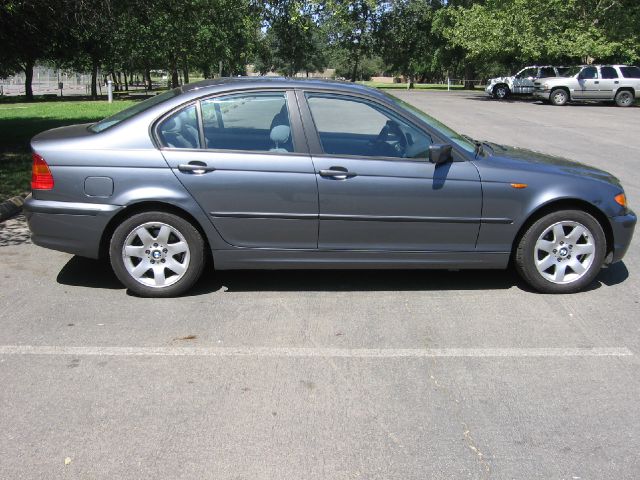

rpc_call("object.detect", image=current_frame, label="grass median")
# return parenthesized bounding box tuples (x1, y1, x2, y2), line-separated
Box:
(0, 99, 136, 199)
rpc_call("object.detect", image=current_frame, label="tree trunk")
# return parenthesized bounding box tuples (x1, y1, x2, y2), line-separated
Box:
(463, 63, 475, 89)
(202, 65, 211, 79)
(170, 62, 179, 88)
(24, 59, 35, 101)
(123, 71, 128, 91)
(350, 55, 360, 82)
(182, 55, 189, 84)
(145, 68, 152, 91)
(90, 58, 99, 99)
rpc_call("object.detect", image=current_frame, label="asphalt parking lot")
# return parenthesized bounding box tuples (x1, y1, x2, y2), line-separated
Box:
(1, 90, 639, 479)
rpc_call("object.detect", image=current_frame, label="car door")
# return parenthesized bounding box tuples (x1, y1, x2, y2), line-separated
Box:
(512, 67, 537, 94)
(298, 91, 482, 252)
(158, 90, 319, 249)
(598, 66, 620, 100)
(575, 66, 600, 99)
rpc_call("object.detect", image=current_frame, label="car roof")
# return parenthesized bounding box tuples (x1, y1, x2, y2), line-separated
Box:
(180, 76, 388, 100)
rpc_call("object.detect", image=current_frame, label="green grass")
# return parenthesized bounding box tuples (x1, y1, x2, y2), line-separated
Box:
(358, 81, 468, 90)
(0, 99, 136, 199)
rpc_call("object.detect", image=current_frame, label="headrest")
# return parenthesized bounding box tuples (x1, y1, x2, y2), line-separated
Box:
(270, 124, 290, 144)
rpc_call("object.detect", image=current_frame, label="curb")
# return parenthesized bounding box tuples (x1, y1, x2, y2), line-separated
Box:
(0, 195, 26, 222)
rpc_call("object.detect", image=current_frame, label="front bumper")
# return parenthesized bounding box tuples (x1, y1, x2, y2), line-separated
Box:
(608, 210, 636, 264)
(533, 89, 551, 101)
(23, 195, 123, 258)
(485, 84, 495, 96)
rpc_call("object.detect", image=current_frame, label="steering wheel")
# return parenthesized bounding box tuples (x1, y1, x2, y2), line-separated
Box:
(374, 120, 407, 157)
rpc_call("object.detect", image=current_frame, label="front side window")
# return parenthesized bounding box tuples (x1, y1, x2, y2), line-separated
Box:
(539, 67, 556, 78)
(157, 104, 200, 149)
(518, 68, 538, 79)
(200, 93, 292, 153)
(600, 67, 619, 79)
(306, 94, 432, 159)
(579, 67, 598, 79)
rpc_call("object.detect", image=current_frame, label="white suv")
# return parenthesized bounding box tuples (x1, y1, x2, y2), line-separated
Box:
(485, 66, 570, 99)
(533, 65, 640, 107)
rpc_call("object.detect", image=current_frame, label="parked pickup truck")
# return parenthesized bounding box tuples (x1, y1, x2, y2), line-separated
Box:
(533, 65, 640, 107)
(485, 66, 570, 99)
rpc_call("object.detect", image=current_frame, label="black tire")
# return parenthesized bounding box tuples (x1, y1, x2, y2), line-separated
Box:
(614, 89, 634, 107)
(549, 88, 569, 106)
(109, 211, 206, 297)
(493, 84, 510, 100)
(515, 210, 606, 294)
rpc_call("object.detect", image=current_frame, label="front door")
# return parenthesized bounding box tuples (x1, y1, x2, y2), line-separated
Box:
(301, 93, 482, 252)
(159, 91, 318, 249)
(575, 66, 600, 99)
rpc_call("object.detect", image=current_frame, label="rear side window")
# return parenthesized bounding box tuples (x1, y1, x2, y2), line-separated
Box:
(157, 105, 200, 149)
(600, 67, 619, 79)
(620, 66, 640, 78)
(200, 93, 293, 153)
(306, 94, 432, 159)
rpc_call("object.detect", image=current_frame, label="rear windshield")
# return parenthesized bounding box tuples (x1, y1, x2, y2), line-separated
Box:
(620, 66, 640, 79)
(89, 89, 181, 133)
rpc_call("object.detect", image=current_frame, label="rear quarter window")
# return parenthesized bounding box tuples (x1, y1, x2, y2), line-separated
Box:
(620, 66, 640, 79)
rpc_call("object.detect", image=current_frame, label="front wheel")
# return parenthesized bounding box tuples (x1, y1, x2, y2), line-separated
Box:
(615, 90, 634, 107)
(109, 211, 206, 297)
(493, 84, 510, 100)
(550, 88, 569, 106)
(515, 210, 606, 293)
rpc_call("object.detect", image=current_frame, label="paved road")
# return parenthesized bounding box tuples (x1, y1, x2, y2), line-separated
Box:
(1, 91, 639, 479)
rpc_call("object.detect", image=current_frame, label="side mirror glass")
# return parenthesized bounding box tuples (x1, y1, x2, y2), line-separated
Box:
(428, 144, 453, 165)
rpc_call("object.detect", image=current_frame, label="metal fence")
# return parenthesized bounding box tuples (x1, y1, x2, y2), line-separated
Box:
(0, 66, 93, 96)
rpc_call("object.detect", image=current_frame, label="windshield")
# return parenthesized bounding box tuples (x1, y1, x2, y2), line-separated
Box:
(89, 89, 181, 133)
(384, 92, 476, 153)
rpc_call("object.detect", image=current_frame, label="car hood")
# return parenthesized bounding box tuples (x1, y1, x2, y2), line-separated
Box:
(483, 142, 622, 187)
(488, 76, 512, 83)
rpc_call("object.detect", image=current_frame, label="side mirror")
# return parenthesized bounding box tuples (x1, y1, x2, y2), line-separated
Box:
(429, 144, 453, 165)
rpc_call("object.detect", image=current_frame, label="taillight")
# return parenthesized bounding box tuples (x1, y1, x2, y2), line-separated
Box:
(31, 153, 54, 190)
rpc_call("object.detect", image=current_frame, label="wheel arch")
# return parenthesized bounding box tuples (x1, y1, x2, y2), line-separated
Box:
(510, 198, 613, 264)
(99, 201, 213, 261)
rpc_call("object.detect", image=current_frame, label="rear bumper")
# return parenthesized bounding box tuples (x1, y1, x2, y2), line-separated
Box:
(23, 195, 122, 259)
(608, 210, 636, 264)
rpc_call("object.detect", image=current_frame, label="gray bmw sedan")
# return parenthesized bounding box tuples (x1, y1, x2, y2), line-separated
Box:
(24, 78, 636, 297)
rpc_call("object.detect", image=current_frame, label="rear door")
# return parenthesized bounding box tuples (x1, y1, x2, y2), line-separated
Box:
(159, 90, 319, 249)
(299, 91, 482, 252)
(598, 66, 620, 99)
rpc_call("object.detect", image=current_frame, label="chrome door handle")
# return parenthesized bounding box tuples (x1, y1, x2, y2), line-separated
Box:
(178, 162, 215, 174)
(614, 81, 619, 84)
(319, 167, 356, 180)
(594, 81, 600, 84)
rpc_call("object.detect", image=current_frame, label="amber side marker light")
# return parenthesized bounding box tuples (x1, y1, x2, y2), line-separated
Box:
(510, 183, 528, 189)
(31, 153, 54, 190)
(614, 193, 627, 208)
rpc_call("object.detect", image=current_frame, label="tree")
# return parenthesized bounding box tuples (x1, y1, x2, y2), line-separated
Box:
(0, 1, 64, 100)
(322, 0, 380, 81)
(256, 0, 325, 77)
(378, 0, 440, 88)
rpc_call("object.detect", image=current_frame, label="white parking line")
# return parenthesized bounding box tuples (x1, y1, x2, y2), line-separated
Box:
(0, 345, 633, 358)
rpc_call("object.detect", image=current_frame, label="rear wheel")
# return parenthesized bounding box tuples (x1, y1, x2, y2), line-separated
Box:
(550, 88, 569, 106)
(109, 211, 205, 297)
(615, 90, 634, 107)
(515, 210, 606, 293)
